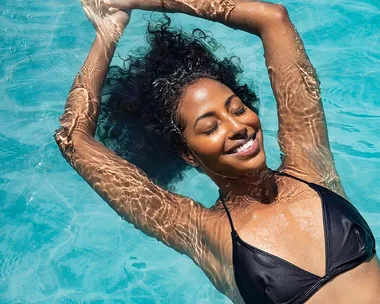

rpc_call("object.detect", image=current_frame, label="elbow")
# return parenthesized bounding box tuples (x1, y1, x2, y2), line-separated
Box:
(54, 126, 75, 163)
(254, 3, 291, 35)
(269, 4, 291, 26)
(273, 4, 290, 21)
(54, 108, 76, 159)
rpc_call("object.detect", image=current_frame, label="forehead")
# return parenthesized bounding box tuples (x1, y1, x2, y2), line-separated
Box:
(179, 78, 234, 116)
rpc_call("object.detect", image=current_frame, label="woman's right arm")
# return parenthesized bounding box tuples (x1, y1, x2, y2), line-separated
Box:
(55, 3, 208, 260)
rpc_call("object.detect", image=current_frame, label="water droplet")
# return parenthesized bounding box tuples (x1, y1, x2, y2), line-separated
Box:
(27, 196, 34, 205)
(27, 191, 36, 205)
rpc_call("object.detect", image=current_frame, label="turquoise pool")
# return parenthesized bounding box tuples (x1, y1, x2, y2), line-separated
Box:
(1, 0, 379, 303)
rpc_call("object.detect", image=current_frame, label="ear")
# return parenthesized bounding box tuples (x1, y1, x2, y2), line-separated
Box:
(181, 150, 199, 167)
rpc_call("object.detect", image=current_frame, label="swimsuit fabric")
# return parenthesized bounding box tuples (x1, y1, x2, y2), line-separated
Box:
(220, 171, 376, 304)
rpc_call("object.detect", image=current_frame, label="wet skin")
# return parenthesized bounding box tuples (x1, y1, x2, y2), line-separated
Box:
(55, 0, 380, 303)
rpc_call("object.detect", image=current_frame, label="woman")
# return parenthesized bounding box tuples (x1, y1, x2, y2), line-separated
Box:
(55, 0, 380, 303)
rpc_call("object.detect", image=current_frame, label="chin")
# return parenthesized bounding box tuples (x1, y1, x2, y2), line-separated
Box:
(239, 149, 267, 176)
(211, 148, 267, 178)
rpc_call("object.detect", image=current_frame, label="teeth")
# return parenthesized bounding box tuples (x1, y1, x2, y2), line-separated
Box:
(234, 138, 253, 154)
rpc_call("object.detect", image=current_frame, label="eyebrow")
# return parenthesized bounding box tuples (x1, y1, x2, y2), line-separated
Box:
(193, 94, 237, 129)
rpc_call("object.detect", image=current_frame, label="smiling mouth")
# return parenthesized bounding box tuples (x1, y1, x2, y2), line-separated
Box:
(226, 133, 257, 155)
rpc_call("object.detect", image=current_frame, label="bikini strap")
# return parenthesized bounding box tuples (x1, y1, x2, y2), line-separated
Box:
(219, 190, 237, 234)
(273, 170, 311, 186)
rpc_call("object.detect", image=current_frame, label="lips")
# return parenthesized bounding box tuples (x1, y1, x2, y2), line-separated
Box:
(226, 133, 257, 155)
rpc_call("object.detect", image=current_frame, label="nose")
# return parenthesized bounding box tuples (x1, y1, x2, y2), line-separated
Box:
(227, 117, 248, 140)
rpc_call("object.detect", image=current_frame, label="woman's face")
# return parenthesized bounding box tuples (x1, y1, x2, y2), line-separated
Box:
(179, 78, 266, 178)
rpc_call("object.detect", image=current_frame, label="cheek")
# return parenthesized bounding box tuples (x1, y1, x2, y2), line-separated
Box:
(190, 133, 225, 159)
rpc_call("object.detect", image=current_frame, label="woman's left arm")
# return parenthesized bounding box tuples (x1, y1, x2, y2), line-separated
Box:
(227, 2, 346, 196)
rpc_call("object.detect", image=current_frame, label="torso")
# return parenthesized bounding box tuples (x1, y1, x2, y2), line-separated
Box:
(200, 174, 380, 304)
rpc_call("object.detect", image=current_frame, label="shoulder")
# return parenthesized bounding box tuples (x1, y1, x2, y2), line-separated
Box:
(277, 166, 347, 199)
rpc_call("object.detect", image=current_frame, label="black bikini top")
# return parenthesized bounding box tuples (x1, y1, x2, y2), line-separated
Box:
(220, 171, 376, 304)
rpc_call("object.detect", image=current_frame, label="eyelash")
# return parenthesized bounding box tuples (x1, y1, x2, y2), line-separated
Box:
(204, 123, 219, 136)
(204, 107, 246, 136)
(234, 107, 246, 116)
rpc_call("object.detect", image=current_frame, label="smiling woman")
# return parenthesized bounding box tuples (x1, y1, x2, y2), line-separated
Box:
(54, 0, 380, 303)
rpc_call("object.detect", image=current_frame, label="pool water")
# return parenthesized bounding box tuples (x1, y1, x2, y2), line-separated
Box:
(1, 0, 379, 303)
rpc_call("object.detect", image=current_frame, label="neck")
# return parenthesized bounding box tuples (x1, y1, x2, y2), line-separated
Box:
(214, 166, 278, 204)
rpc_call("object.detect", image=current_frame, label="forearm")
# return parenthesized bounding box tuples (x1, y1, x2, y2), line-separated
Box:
(64, 35, 115, 136)
(82, 35, 117, 96)
(208, 0, 287, 36)
(196, 1, 301, 67)
(55, 34, 117, 165)
(123, 0, 284, 34)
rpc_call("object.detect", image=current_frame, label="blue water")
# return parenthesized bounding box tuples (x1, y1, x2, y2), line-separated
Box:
(1, 0, 379, 303)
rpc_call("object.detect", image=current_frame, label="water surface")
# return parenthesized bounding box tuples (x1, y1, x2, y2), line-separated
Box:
(0, 0, 379, 303)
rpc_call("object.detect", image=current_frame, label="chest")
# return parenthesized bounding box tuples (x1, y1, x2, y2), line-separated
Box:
(209, 185, 327, 280)
(237, 188, 325, 265)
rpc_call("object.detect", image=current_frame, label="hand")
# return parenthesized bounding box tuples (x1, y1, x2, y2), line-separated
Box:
(103, 0, 236, 21)
(81, 0, 132, 43)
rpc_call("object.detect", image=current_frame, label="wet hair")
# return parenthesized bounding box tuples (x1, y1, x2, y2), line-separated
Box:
(97, 15, 259, 189)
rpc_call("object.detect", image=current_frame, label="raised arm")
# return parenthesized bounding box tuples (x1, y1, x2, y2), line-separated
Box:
(107, 0, 344, 194)
(55, 2, 208, 259)
(232, 3, 343, 194)
(227, 2, 345, 195)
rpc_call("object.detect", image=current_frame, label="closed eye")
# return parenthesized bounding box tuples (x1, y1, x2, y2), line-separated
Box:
(203, 107, 245, 136)
(204, 123, 219, 136)
(234, 107, 246, 116)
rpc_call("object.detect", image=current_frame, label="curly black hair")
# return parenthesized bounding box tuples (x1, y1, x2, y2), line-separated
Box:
(97, 15, 259, 189)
